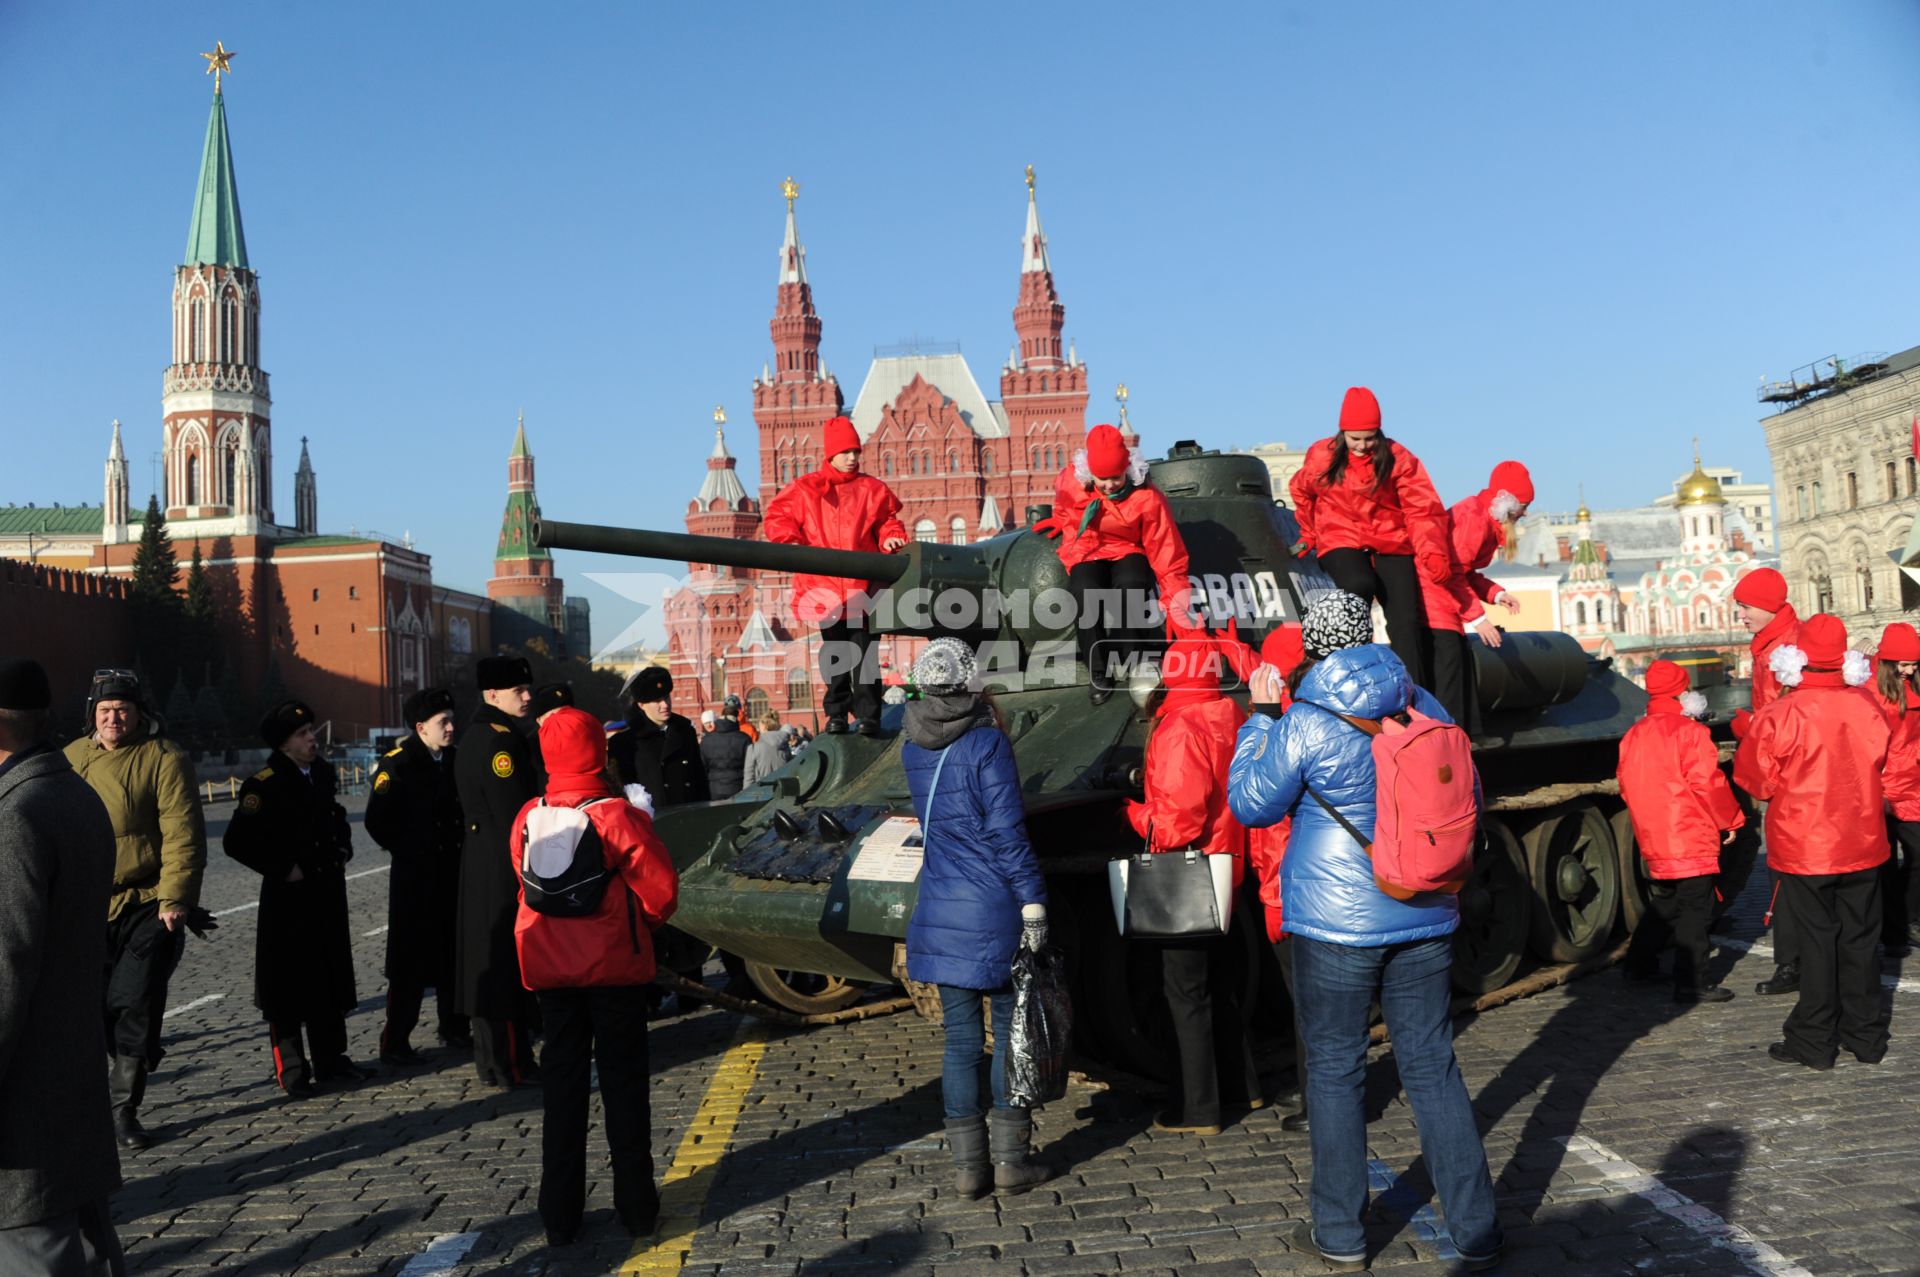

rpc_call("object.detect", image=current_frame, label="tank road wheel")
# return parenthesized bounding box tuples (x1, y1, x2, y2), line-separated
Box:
(742, 962, 865, 1016)
(1451, 817, 1530, 994)
(1523, 803, 1621, 963)
(1611, 805, 1653, 935)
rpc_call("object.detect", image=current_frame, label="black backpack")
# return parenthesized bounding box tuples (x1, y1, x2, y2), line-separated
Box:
(519, 798, 616, 917)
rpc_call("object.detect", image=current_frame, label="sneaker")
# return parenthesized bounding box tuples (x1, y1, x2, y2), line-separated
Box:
(1767, 1041, 1834, 1071)
(1755, 964, 1800, 996)
(1285, 1219, 1363, 1272)
(1674, 984, 1735, 1004)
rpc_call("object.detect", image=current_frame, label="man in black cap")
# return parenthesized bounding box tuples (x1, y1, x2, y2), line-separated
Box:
(365, 687, 467, 1064)
(607, 667, 708, 808)
(223, 700, 372, 1096)
(531, 682, 574, 723)
(65, 669, 207, 1150)
(454, 655, 543, 1086)
(0, 660, 128, 1274)
(699, 692, 752, 800)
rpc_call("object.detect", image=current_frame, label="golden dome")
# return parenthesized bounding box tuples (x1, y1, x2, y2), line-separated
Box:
(1675, 442, 1724, 507)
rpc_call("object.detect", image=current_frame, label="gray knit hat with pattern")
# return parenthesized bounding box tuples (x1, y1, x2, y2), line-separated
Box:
(1302, 590, 1375, 660)
(911, 637, 977, 695)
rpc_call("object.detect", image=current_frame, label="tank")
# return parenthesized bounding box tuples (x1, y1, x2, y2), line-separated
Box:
(536, 444, 1749, 1074)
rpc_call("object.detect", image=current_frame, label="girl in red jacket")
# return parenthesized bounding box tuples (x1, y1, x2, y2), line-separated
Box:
(763, 416, 908, 735)
(1288, 386, 1451, 689)
(1040, 423, 1192, 704)
(1730, 566, 1802, 996)
(1732, 614, 1892, 1069)
(1616, 660, 1744, 1002)
(1124, 625, 1256, 1134)
(510, 707, 680, 1246)
(1871, 623, 1920, 953)
(1420, 461, 1533, 727)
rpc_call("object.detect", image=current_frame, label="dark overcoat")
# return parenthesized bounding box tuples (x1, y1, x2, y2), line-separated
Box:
(0, 748, 122, 1229)
(607, 710, 709, 807)
(364, 734, 462, 989)
(452, 706, 541, 1018)
(222, 752, 358, 1022)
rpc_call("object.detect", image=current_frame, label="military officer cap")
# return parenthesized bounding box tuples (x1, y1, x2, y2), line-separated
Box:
(259, 699, 317, 748)
(476, 655, 533, 691)
(404, 686, 455, 728)
(531, 682, 574, 716)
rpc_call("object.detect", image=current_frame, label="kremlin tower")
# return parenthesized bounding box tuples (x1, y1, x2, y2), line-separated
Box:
(487, 415, 571, 651)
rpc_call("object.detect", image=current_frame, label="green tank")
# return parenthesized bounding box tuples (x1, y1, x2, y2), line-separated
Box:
(536, 444, 1748, 1075)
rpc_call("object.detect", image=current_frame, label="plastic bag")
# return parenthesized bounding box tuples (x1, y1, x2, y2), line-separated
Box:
(1006, 939, 1072, 1107)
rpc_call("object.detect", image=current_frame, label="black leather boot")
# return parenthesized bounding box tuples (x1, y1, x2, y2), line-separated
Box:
(110, 1055, 152, 1151)
(945, 1116, 991, 1201)
(1754, 963, 1799, 996)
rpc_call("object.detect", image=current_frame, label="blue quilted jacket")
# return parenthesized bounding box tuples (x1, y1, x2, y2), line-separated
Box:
(1227, 645, 1462, 946)
(903, 723, 1047, 990)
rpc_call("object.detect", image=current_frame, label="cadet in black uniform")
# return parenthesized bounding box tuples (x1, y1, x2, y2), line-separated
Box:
(454, 656, 543, 1087)
(606, 667, 708, 807)
(223, 701, 372, 1096)
(366, 687, 468, 1064)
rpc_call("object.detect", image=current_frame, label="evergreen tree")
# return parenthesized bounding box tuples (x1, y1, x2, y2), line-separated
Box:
(182, 538, 220, 688)
(129, 494, 184, 698)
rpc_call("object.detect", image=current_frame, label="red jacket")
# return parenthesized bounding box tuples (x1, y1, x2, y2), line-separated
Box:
(1872, 674, 1920, 821)
(763, 466, 907, 626)
(1126, 693, 1247, 891)
(1616, 701, 1743, 879)
(1288, 438, 1451, 581)
(1732, 672, 1892, 875)
(1732, 606, 1799, 740)
(1421, 491, 1509, 632)
(1051, 467, 1192, 607)
(1243, 684, 1295, 942)
(510, 710, 679, 991)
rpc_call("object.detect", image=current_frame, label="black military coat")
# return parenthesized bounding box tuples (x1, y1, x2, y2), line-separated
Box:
(452, 706, 542, 1018)
(607, 709, 709, 807)
(222, 753, 357, 1022)
(365, 734, 462, 989)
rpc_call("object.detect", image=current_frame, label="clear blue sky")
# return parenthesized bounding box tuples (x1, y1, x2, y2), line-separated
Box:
(5, 2, 1918, 650)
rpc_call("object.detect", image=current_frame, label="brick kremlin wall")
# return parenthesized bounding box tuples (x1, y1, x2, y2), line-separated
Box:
(0, 561, 137, 730)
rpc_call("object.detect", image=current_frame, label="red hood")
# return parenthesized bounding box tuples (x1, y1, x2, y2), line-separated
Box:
(539, 707, 614, 797)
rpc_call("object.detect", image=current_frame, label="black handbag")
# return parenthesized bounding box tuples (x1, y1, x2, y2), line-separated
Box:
(1107, 824, 1235, 939)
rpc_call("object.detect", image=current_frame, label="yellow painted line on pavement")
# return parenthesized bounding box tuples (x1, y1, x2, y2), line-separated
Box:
(619, 1021, 769, 1275)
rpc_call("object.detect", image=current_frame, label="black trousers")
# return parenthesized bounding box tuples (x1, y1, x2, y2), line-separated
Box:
(1622, 874, 1715, 991)
(104, 899, 184, 1066)
(0, 1197, 126, 1277)
(1883, 819, 1920, 943)
(1273, 937, 1305, 1105)
(1317, 548, 1429, 689)
(1765, 861, 1800, 970)
(1779, 868, 1890, 1065)
(536, 986, 658, 1234)
(1157, 931, 1258, 1127)
(270, 1014, 347, 1083)
(1068, 554, 1159, 691)
(818, 616, 880, 725)
(471, 1014, 539, 1086)
(383, 980, 469, 1053)
(1426, 627, 1475, 730)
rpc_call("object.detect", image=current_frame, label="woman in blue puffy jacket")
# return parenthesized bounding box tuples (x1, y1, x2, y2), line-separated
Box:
(1228, 593, 1502, 1272)
(902, 638, 1052, 1201)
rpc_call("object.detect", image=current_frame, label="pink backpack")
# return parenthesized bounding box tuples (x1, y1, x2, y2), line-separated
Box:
(1307, 705, 1479, 900)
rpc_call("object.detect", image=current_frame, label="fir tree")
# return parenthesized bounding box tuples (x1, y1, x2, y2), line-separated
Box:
(182, 538, 220, 686)
(129, 494, 184, 699)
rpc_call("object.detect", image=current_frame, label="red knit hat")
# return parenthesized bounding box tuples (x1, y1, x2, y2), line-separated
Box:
(1084, 423, 1131, 479)
(1338, 386, 1381, 434)
(1732, 567, 1788, 613)
(1261, 623, 1305, 677)
(1643, 660, 1689, 699)
(1799, 613, 1848, 668)
(1878, 623, 1920, 663)
(538, 706, 611, 792)
(823, 416, 861, 459)
(1488, 461, 1534, 506)
(1160, 626, 1223, 696)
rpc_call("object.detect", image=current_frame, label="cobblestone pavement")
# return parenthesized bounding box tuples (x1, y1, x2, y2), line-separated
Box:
(115, 797, 1920, 1276)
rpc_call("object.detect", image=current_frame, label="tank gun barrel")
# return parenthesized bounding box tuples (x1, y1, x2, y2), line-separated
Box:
(533, 516, 908, 584)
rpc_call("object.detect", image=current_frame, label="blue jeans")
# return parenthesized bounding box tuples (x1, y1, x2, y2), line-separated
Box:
(1293, 936, 1501, 1259)
(937, 984, 1014, 1120)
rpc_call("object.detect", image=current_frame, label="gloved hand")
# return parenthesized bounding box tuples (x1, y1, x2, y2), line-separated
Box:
(1289, 537, 1315, 559)
(1418, 551, 1453, 585)
(1020, 903, 1049, 951)
(185, 906, 219, 939)
(1730, 708, 1752, 740)
(624, 782, 656, 816)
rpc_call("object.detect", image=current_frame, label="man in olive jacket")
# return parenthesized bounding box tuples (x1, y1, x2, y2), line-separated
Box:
(65, 670, 206, 1150)
(0, 660, 127, 1275)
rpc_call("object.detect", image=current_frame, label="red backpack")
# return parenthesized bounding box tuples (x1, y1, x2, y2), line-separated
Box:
(1305, 704, 1479, 900)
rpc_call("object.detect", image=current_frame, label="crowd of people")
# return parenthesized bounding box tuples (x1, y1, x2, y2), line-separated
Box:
(2, 389, 1913, 1273)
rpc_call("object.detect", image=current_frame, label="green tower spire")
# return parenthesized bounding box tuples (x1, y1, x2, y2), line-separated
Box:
(184, 89, 249, 268)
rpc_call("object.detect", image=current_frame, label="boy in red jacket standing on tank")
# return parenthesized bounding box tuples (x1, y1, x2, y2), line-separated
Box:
(1733, 614, 1892, 1070)
(764, 416, 908, 735)
(511, 707, 679, 1247)
(1617, 660, 1744, 1004)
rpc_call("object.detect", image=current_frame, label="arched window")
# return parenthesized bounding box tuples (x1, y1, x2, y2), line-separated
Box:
(785, 665, 810, 708)
(224, 447, 236, 506)
(1596, 600, 1608, 626)
(780, 460, 789, 483)
(1040, 375, 1049, 393)
(948, 449, 959, 474)
(951, 516, 968, 545)
(1575, 600, 1587, 626)
(883, 454, 894, 477)
(746, 687, 770, 721)
(1860, 565, 1876, 610)
(185, 454, 199, 506)
(914, 518, 937, 542)
(982, 452, 992, 475)
(1697, 604, 1710, 629)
